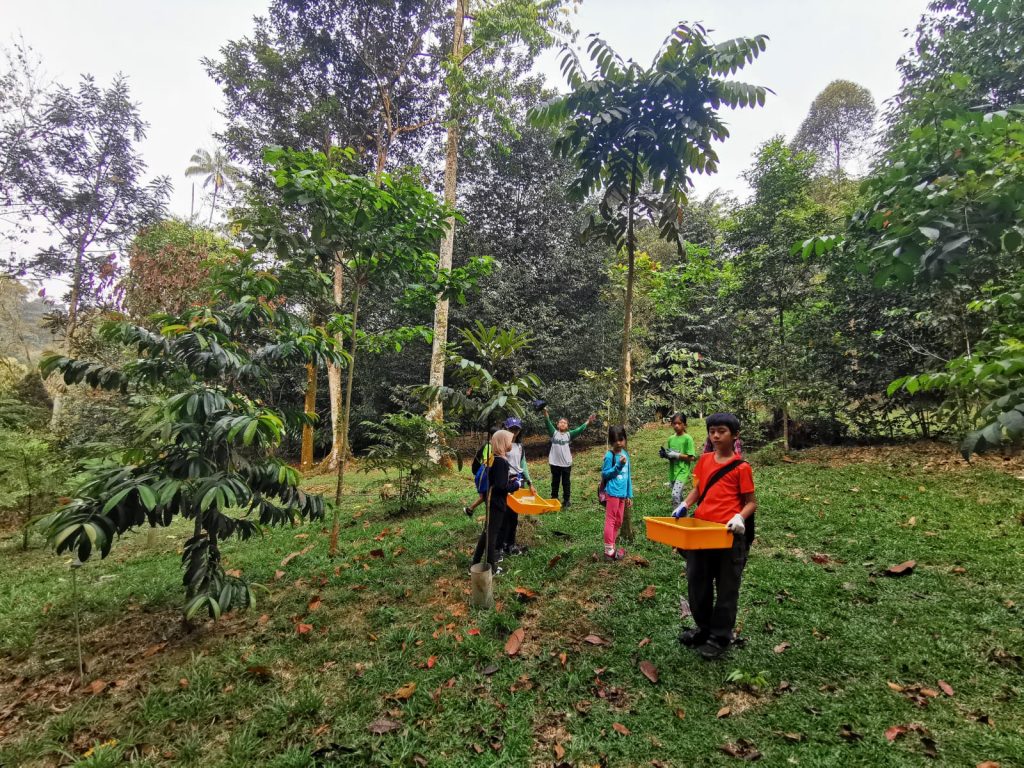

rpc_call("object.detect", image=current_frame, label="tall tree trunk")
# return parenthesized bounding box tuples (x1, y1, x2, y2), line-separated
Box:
(209, 184, 218, 225)
(326, 259, 345, 469)
(618, 149, 639, 542)
(426, 0, 467, 436)
(300, 362, 317, 471)
(779, 304, 789, 453)
(331, 285, 360, 556)
(50, 248, 85, 429)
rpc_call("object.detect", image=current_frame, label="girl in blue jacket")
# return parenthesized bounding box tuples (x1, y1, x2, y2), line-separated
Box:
(601, 425, 633, 560)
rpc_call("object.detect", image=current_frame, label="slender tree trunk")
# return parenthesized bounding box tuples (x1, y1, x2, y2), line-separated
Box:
(50, 247, 85, 429)
(618, 149, 639, 542)
(426, 0, 467, 440)
(300, 362, 317, 471)
(209, 185, 218, 226)
(326, 259, 345, 469)
(331, 285, 360, 556)
(779, 304, 789, 452)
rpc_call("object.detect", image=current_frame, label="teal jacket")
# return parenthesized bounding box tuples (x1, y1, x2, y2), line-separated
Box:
(601, 449, 632, 498)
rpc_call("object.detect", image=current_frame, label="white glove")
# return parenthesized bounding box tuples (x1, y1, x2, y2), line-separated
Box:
(667, 450, 681, 459)
(726, 514, 746, 535)
(671, 502, 688, 519)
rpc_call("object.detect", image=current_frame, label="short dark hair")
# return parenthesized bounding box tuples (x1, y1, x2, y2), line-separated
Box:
(670, 413, 687, 425)
(706, 412, 740, 435)
(608, 424, 627, 443)
(487, 425, 499, 437)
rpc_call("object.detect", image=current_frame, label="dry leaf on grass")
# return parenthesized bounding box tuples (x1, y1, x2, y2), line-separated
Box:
(938, 680, 954, 696)
(514, 587, 538, 602)
(780, 732, 804, 743)
(885, 560, 916, 577)
(246, 665, 273, 682)
(505, 628, 525, 656)
(554, 744, 565, 759)
(389, 682, 416, 701)
(638, 585, 656, 601)
(773, 642, 791, 654)
(225, 568, 242, 577)
(274, 570, 285, 580)
(558, 652, 567, 667)
(638, 637, 651, 648)
(367, 718, 401, 735)
(280, 545, 314, 567)
(839, 724, 862, 742)
(583, 634, 606, 645)
(612, 722, 630, 736)
(717, 706, 732, 718)
(141, 642, 166, 658)
(308, 596, 322, 612)
(87, 679, 107, 695)
(639, 660, 659, 684)
(481, 664, 498, 676)
(976, 762, 1001, 768)
(719, 738, 761, 760)
(296, 622, 314, 635)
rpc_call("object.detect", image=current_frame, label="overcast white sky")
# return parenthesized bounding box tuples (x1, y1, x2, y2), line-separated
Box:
(3, 0, 929, 219)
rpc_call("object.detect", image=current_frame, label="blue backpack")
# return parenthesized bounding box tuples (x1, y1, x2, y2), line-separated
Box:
(473, 444, 493, 495)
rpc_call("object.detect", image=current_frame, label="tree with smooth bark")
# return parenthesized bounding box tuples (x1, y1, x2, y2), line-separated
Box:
(792, 79, 876, 178)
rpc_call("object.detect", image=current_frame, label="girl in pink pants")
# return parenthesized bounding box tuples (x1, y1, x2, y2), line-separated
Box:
(600, 425, 633, 560)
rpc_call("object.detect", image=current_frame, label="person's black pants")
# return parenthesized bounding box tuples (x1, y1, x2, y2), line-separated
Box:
(472, 501, 507, 572)
(499, 509, 519, 550)
(550, 464, 572, 504)
(684, 518, 754, 644)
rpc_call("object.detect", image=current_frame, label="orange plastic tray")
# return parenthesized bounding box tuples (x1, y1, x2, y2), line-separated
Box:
(507, 489, 562, 515)
(644, 517, 734, 550)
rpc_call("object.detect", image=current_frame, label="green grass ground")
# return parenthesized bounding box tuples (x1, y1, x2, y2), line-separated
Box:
(1, 426, 1022, 767)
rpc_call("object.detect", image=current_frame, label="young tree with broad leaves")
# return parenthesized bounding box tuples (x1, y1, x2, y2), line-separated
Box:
(38, 256, 343, 619)
(255, 146, 489, 555)
(531, 22, 770, 425)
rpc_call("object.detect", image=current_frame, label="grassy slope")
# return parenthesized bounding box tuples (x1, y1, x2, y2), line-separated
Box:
(1, 426, 1022, 767)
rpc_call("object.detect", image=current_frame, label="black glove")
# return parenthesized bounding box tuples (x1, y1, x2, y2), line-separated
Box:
(658, 447, 669, 460)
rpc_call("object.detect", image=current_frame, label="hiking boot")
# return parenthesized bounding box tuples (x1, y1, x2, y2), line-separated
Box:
(697, 638, 729, 660)
(678, 627, 708, 647)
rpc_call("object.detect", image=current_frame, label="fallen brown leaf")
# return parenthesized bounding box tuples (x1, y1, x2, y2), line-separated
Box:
(553, 743, 565, 759)
(839, 724, 862, 742)
(142, 642, 167, 658)
(513, 586, 538, 602)
(390, 682, 416, 701)
(951, 566, 966, 574)
(937, 680, 954, 696)
(87, 679, 107, 695)
(781, 732, 803, 743)
(367, 718, 401, 735)
(638, 637, 651, 648)
(225, 568, 242, 577)
(639, 660, 659, 684)
(296, 622, 314, 635)
(638, 585, 656, 601)
(505, 628, 525, 656)
(426, 656, 436, 669)
(280, 545, 314, 567)
(885, 725, 907, 742)
(274, 569, 285, 581)
(976, 762, 1001, 768)
(612, 722, 630, 736)
(257, 613, 269, 625)
(773, 642, 791, 654)
(546, 554, 562, 570)
(717, 706, 731, 719)
(308, 596, 322, 612)
(719, 738, 762, 760)
(675, 708, 686, 720)
(481, 664, 498, 676)
(887, 681, 905, 692)
(583, 634, 606, 645)
(920, 687, 940, 698)
(178, 678, 189, 689)
(885, 560, 916, 577)
(369, 548, 385, 558)
(558, 652, 567, 667)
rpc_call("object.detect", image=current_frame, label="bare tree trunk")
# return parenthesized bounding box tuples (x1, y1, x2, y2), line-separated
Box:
(326, 259, 345, 469)
(50, 249, 85, 429)
(300, 362, 317, 471)
(426, 0, 467, 439)
(331, 286, 360, 556)
(779, 304, 789, 453)
(209, 185, 218, 226)
(618, 149, 639, 542)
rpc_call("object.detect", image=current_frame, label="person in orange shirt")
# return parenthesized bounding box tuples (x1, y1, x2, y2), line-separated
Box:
(671, 413, 756, 659)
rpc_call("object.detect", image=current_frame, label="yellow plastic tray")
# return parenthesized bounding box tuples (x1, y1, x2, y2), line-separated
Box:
(507, 489, 562, 515)
(644, 517, 734, 550)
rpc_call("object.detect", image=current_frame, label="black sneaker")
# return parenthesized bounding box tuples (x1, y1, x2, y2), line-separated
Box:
(508, 544, 529, 556)
(697, 638, 729, 660)
(464, 506, 473, 517)
(562, 500, 572, 510)
(493, 566, 504, 576)
(678, 627, 708, 647)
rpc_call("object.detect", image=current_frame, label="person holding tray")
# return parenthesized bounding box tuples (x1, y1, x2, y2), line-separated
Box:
(671, 413, 756, 659)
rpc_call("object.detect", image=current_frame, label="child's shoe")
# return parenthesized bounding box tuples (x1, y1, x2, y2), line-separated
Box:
(508, 544, 529, 556)
(463, 506, 473, 517)
(697, 638, 729, 660)
(604, 548, 626, 561)
(678, 627, 708, 647)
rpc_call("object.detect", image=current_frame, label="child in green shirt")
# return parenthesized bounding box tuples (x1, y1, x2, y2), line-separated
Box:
(663, 413, 696, 507)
